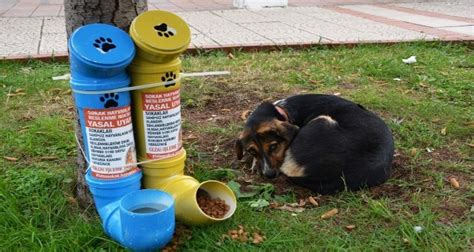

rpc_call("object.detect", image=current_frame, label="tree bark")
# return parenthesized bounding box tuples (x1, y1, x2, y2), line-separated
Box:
(64, 0, 147, 36)
(64, 0, 147, 207)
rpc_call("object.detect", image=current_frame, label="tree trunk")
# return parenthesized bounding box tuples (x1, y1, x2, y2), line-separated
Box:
(64, 0, 147, 207)
(64, 0, 148, 36)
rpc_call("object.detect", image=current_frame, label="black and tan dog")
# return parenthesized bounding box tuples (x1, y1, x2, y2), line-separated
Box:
(235, 94, 394, 194)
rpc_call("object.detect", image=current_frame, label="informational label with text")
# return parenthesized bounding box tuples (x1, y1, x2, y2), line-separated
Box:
(142, 89, 182, 159)
(84, 106, 139, 179)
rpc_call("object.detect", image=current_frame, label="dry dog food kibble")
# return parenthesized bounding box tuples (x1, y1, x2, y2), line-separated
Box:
(197, 194, 230, 218)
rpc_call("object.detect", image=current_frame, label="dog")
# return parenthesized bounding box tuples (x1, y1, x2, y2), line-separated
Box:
(235, 94, 394, 194)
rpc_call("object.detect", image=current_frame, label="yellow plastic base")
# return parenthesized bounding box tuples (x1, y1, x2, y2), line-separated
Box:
(141, 150, 237, 225)
(141, 149, 186, 188)
(157, 176, 237, 225)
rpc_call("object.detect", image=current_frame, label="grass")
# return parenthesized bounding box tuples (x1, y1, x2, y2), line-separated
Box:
(0, 42, 473, 251)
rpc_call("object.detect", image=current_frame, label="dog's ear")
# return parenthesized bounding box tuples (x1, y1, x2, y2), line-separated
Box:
(235, 138, 244, 160)
(278, 122, 299, 142)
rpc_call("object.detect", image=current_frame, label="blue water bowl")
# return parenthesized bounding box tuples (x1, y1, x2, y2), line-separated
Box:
(120, 189, 175, 251)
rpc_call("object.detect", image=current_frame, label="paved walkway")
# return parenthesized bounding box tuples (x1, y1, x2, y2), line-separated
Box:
(0, 0, 473, 59)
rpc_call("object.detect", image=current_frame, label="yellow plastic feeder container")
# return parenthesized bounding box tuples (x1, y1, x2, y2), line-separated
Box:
(128, 10, 237, 225)
(130, 10, 191, 64)
(129, 58, 183, 161)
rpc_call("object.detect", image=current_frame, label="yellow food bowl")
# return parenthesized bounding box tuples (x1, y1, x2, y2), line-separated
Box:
(160, 177, 237, 225)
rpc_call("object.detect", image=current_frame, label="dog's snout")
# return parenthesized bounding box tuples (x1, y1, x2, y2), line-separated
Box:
(261, 156, 278, 178)
(263, 168, 277, 178)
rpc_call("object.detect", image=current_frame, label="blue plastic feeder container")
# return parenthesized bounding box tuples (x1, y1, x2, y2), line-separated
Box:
(71, 24, 176, 251)
(69, 23, 139, 180)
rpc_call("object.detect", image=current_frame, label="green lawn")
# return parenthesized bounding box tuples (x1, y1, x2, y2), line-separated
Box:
(0, 42, 473, 251)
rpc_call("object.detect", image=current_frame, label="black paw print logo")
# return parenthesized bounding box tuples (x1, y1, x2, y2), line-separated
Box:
(93, 37, 116, 53)
(100, 93, 119, 108)
(161, 72, 177, 87)
(154, 23, 176, 38)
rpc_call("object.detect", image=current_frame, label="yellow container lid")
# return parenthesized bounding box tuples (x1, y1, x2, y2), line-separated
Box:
(130, 10, 191, 57)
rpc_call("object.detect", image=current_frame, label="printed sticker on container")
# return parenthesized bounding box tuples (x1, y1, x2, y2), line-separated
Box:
(84, 106, 139, 179)
(142, 89, 182, 159)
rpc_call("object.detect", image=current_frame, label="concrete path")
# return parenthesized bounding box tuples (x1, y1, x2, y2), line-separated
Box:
(0, 0, 472, 59)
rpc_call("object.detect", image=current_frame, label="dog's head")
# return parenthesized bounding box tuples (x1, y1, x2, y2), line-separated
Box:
(235, 102, 299, 178)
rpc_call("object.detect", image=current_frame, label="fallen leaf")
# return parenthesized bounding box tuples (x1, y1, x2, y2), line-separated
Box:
(441, 127, 447, 136)
(66, 196, 78, 205)
(227, 180, 259, 198)
(413, 226, 423, 233)
(63, 178, 73, 183)
(248, 199, 269, 209)
(228, 53, 235, 60)
(426, 147, 434, 153)
(4, 156, 18, 161)
(468, 143, 474, 148)
(449, 177, 460, 189)
(402, 56, 417, 64)
(269, 202, 279, 209)
(21, 67, 32, 74)
(409, 148, 418, 156)
(277, 205, 305, 213)
(252, 232, 265, 244)
(62, 89, 72, 95)
(52, 73, 70, 80)
(345, 225, 356, 231)
(184, 134, 198, 140)
(308, 196, 319, 206)
(391, 117, 404, 125)
(321, 208, 338, 219)
(240, 110, 251, 120)
(299, 199, 306, 207)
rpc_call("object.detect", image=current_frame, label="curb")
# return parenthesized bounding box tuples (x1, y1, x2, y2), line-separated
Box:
(1, 39, 473, 62)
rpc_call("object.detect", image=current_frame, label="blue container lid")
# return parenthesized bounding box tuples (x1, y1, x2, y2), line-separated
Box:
(86, 170, 142, 189)
(69, 23, 135, 70)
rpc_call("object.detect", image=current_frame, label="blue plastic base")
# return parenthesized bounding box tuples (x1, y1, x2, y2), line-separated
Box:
(86, 171, 175, 251)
